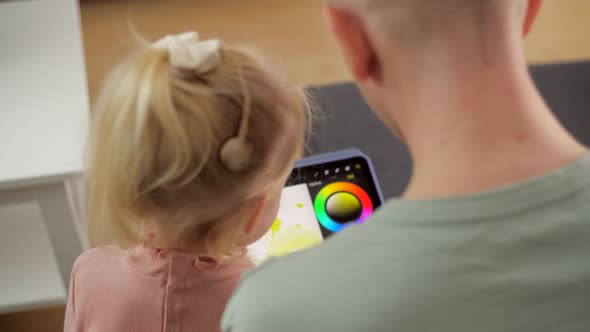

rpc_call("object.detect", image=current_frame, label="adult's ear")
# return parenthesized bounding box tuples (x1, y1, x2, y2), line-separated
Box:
(323, 6, 376, 82)
(524, 0, 542, 36)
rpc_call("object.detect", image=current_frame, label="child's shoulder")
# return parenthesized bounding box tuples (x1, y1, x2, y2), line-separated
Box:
(72, 245, 125, 274)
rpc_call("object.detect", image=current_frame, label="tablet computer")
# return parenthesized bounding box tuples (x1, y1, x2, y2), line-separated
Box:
(248, 149, 383, 264)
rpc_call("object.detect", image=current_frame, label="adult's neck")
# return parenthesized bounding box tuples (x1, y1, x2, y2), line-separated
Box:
(387, 46, 587, 200)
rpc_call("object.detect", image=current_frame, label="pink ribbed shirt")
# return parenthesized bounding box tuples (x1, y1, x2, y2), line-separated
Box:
(64, 245, 252, 332)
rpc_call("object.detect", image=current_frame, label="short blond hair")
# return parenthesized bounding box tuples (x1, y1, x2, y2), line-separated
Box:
(86, 42, 309, 260)
(328, 0, 514, 49)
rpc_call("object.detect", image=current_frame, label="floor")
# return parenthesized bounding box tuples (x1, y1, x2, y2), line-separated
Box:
(2, 0, 589, 330)
(81, 0, 590, 101)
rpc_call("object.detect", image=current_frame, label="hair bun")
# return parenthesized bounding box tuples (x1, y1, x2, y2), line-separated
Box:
(220, 137, 254, 172)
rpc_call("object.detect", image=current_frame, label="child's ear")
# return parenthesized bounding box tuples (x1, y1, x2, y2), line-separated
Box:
(243, 195, 269, 235)
(323, 6, 376, 82)
(523, 0, 542, 37)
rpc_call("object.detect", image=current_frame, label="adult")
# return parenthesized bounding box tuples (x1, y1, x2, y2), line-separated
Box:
(222, 1, 590, 331)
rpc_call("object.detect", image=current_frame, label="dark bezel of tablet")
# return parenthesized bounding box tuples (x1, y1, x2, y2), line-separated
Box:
(286, 148, 384, 205)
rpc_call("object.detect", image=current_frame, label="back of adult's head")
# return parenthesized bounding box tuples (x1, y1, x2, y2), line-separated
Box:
(323, 0, 543, 138)
(325, 0, 542, 58)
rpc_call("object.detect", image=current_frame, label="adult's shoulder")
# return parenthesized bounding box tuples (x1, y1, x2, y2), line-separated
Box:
(229, 198, 437, 301)
(238, 220, 388, 283)
(222, 222, 399, 331)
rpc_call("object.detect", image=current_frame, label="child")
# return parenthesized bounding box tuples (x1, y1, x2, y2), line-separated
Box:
(64, 31, 309, 332)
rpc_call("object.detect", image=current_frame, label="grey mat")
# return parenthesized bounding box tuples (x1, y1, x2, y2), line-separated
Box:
(307, 61, 590, 199)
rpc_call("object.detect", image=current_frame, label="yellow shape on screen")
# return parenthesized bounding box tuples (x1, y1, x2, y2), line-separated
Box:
(269, 218, 282, 239)
(267, 226, 322, 257)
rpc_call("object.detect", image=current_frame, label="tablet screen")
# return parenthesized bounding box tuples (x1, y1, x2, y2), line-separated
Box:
(248, 155, 382, 264)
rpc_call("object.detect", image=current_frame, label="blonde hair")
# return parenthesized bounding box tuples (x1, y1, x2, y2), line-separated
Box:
(86, 41, 309, 261)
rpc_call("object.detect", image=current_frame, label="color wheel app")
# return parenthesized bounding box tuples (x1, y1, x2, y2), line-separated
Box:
(313, 182, 373, 233)
(247, 156, 381, 265)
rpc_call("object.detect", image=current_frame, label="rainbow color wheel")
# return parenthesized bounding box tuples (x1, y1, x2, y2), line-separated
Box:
(313, 182, 373, 232)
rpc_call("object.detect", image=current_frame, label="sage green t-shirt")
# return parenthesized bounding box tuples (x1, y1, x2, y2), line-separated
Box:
(222, 154, 590, 332)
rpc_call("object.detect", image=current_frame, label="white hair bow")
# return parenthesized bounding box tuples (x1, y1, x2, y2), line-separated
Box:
(153, 31, 222, 73)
